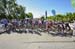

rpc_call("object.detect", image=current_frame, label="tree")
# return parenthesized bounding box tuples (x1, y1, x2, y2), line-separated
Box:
(66, 12, 73, 22)
(0, 0, 6, 19)
(55, 14, 64, 21)
(0, 0, 26, 19)
(41, 16, 45, 20)
(73, 12, 75, 20)
(26, 12, 33, 19)
(18, 5, 26, 19)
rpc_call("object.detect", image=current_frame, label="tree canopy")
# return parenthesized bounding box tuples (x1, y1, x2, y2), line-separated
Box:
(46, 12, 75, 22)
(0, 0, 33, 19)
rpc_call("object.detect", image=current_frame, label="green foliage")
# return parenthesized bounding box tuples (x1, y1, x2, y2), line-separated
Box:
(46, 12, 75, 22)
(0, 0, 26, 19)
(26, 12, 33, 19)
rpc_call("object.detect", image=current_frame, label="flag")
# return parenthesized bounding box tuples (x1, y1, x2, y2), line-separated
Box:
(71, 0, 75, 8)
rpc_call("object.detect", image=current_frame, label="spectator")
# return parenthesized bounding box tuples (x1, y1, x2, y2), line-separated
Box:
(0, 18, 8, 28)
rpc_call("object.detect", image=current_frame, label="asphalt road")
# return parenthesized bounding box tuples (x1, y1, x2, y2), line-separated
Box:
(0, 33, 75, 49)
(0, 41, 75, 49)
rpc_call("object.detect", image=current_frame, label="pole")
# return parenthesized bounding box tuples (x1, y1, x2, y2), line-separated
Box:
(45, 10, 47, 19)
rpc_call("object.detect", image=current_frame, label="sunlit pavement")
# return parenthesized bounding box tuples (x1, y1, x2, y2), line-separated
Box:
(0, 33, 75, 49)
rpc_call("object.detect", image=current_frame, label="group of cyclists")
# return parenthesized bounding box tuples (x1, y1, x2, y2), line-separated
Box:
(0, 18, 73, 36)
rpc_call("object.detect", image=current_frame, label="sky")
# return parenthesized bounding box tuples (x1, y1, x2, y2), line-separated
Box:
(16, 0, 75, 18)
